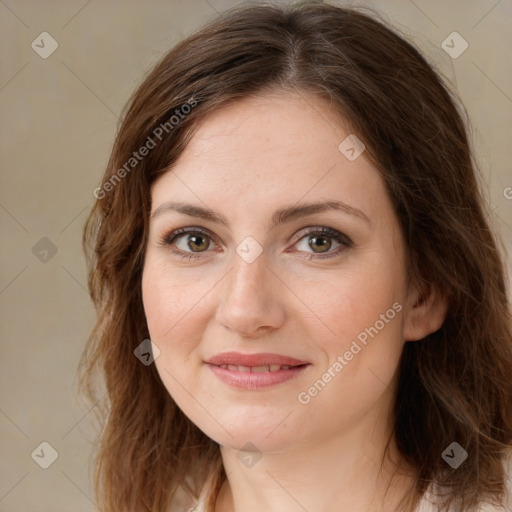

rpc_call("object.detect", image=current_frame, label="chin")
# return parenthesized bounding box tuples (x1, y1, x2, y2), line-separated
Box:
(216, 432, 295, 453)
(194, 413, 300, 453)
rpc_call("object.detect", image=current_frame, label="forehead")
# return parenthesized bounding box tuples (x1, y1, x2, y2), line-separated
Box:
(150, 91, 390, 226)
(175, 91, 349, 169)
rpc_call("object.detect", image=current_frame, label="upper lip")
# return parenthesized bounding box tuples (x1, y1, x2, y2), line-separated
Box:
(205, 352, 309, 367)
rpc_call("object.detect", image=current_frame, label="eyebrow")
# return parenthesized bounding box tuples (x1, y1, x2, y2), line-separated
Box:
(151, 199, 370, 229)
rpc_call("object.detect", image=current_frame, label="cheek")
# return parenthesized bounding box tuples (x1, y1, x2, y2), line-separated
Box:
(295, 310, 404, 442)
(141, 261, 206, 393)
(309, 260, 405, 350)
(142, 257, 205, 342)
(296, 261, 406, 413)
(142, 262, 206, 411)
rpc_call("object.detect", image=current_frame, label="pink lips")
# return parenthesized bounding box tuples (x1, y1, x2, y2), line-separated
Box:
(205, 351, 310, 389)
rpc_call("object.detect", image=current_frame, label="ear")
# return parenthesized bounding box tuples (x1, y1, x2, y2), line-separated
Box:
(403, 281, 450, 342)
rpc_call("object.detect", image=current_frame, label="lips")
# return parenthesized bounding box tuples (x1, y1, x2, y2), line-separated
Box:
(205, 352, 310, 389)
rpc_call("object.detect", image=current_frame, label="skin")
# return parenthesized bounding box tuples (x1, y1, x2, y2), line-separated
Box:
(141, 90, 448, 512)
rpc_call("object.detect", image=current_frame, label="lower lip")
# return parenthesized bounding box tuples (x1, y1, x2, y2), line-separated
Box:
(206, 364, 309, 389)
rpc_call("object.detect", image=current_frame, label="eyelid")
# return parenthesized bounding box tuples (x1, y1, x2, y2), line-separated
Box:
(293, 226, 352, 247)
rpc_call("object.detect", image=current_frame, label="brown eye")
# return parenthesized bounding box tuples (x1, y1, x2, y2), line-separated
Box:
(162, 227, 216, 260)
(293, 227, 352, 260)
(308, 234, 332, 253)
(179, 233, 210, 252)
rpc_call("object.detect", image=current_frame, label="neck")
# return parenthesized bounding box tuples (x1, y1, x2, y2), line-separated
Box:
(214, 409, 416, 512)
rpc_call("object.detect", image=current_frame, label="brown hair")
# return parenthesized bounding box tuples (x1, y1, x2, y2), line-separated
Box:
(79, 2, 512, 511)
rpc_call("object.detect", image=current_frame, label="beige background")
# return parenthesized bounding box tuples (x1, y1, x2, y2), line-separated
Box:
(0, 0, 511, 510)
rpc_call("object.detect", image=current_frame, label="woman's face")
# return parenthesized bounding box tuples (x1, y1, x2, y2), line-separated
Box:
(142, 91, 418, 452)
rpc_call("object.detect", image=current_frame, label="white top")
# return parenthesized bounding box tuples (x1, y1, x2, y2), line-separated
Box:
(181, 454, 512, 512)
(415, 452, 512, 511)
(190, 494, 509, 512)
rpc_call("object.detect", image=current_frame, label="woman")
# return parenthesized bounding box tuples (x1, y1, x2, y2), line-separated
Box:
(79, 2, 512, 511)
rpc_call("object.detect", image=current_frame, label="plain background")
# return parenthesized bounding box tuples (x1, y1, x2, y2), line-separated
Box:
(1, 0, 511, 510)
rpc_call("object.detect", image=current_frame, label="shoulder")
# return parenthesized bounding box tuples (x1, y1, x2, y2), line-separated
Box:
(416, 451, 512, 512)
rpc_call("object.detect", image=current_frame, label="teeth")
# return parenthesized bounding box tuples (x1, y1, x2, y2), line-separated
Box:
(251, 365, 269, 373)
(217, 364, 295, 372)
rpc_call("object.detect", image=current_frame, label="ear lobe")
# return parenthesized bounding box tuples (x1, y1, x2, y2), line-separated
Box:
(404, 284, 450, 342)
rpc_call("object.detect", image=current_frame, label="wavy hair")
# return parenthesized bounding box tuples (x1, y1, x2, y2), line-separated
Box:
(78, 2, 512, 511)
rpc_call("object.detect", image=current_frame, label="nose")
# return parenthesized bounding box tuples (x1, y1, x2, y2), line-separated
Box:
(214, 251, 286, 338)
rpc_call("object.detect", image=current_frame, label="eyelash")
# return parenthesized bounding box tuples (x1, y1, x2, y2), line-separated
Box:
(159, 226, 353, 261)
